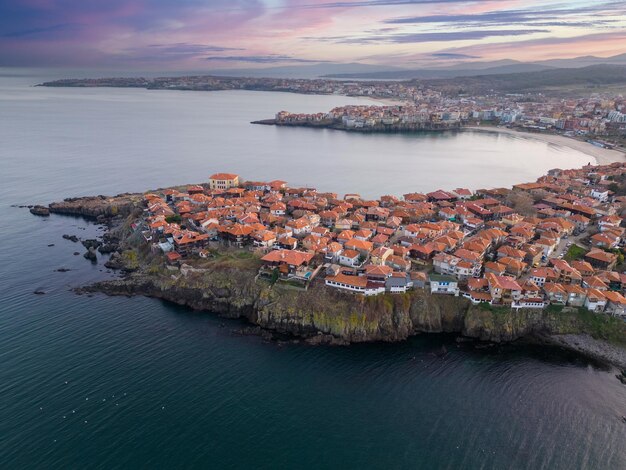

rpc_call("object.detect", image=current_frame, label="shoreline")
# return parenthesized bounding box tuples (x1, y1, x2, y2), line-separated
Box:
(38, 192, 626, 370)
(464, 126, 626, 166)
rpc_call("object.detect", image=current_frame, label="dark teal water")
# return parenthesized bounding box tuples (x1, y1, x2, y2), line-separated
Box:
(1, 73, 625, 469)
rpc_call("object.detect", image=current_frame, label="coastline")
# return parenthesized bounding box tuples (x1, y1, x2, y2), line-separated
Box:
(464, 126, 626, 166)
(38, 193, 626, 370)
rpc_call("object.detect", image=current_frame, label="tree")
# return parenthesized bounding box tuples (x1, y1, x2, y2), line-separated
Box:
(165, 214, 182, 224)
(270, 268, 279, 285)
(505, 190, 536, 216)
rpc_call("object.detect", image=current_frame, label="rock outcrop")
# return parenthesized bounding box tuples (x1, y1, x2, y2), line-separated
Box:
(29, 205, 50, 216)
(48, 194, 141, 219)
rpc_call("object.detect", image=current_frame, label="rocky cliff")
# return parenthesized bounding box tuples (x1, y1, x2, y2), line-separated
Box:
(84, 258, 611, 345)
(41, 194, 626, 367)
(49, 194, 142, 220)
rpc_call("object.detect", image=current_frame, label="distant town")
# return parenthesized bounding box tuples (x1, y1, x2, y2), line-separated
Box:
(125, 164, 626, 317)
(42, 74, 626, 147)
(264, 98, 626, 145)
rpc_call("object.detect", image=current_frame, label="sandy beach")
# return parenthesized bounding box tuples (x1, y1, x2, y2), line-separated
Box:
(465, 126, 626, 166)
(366, 96, 410, 106)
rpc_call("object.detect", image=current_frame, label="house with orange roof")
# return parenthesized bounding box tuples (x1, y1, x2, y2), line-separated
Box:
(465, 290, 494, 305)
(319, 210, 339, 227)
(453, 248, 482, 264)
(325, 273, 385, 296)
(543, 282, 567, 304)
(261, 249, 313, 275)
(338, 249, 362, 268)
(583, 276, 609, 291)
(365, 264, 393, 282)
(370, 234, 389, 247)
(285, 217, 311, 237)
(564, 284, 587, 307)
(370, 246, 393, 265)
(497, 245, 526, 260)
(209, 173, 240, 190)
(523, 245, 544, 267)
(337, 230, 355, 245)
(596, 270, 622, 291)
(321, 242, 343, 263)
(270, 202, 286, 216)
(584, 288, 607, 312)
(485, 273, 523, 305)
(499, 257, 527, 277)
(166, 251, 182, 264)
(484, 261, 506, 276)
(569, 214, 591, 232)
(173, 231, 210, 255)
(354, 229, 373, 241)
(385, 255, 411, 272)
(604, 291, 626, 317)
(335, 218, 353, 231)
(311, 226, 329, 238)
(571, 260, 594, 277)
(251, 230, 277, 248)
(590, 232, 620, 249)
(598, 215, 622, 232)
(344, 238, 374, 256)
(549, 259, 582, 284)
(277, 235, 298, 250)
(529, 267, 558, 287)
(452, 188, 473, 199)
(585, 249, 618, 270)
(403, 192, 427, 203)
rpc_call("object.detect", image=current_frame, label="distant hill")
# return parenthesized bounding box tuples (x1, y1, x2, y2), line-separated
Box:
(323, 62, 555, 80)
(322, 53, 626, 80)
(537, 53, 626, 69)
(417, 64, 626, 95)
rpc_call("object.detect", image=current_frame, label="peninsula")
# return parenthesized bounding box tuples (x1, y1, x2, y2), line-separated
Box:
(36, 165, 626, 367)
(40, 68, 626, 151)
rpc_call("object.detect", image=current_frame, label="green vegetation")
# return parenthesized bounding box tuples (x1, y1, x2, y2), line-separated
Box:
(564, 244, 586, 262)
(564, 308, 626, 347)
(165, 214, 182, 224)
(120, 250, 140, 270)
(475, 302, 510, 314)
(545, 304, 565, 314)
(270, 268, 279, 285)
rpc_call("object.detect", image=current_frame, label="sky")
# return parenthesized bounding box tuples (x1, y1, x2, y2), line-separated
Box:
(1, 0, 626, 70)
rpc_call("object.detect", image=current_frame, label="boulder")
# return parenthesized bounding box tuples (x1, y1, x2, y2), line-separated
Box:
(104, 252, 123, 269)
(29, 205, 50, 216)
(98, 243, 118, 254)
(81, 239, 102, 250)
(83, 247, 97, 263)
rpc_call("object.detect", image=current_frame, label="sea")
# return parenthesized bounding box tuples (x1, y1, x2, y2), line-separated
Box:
(1, 71, 625, 469)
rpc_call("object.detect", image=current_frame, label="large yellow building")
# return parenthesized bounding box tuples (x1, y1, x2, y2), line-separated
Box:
(208, 173, 240, 190)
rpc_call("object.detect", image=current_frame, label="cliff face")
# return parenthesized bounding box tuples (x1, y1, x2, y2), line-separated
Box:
(86, 265, 588, 345)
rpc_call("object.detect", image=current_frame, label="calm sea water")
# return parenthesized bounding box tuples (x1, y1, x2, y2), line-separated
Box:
(1, 73, 625, 469)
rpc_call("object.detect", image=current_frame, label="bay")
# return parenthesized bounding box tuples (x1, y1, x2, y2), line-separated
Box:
(0, 73, 624, 469)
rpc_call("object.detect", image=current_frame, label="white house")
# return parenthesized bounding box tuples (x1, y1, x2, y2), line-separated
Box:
(338, 249, 361, 268)
(325, 274, 385, 296)
(429, 274, 460, 295)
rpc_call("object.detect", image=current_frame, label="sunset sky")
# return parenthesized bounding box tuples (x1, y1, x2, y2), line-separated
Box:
(1, 0, 626, 70)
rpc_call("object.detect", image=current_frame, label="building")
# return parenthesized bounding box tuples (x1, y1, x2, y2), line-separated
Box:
(209, 173, 240, 190)
(325, 273, 385, 296)
(429, 274, 460, 295)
